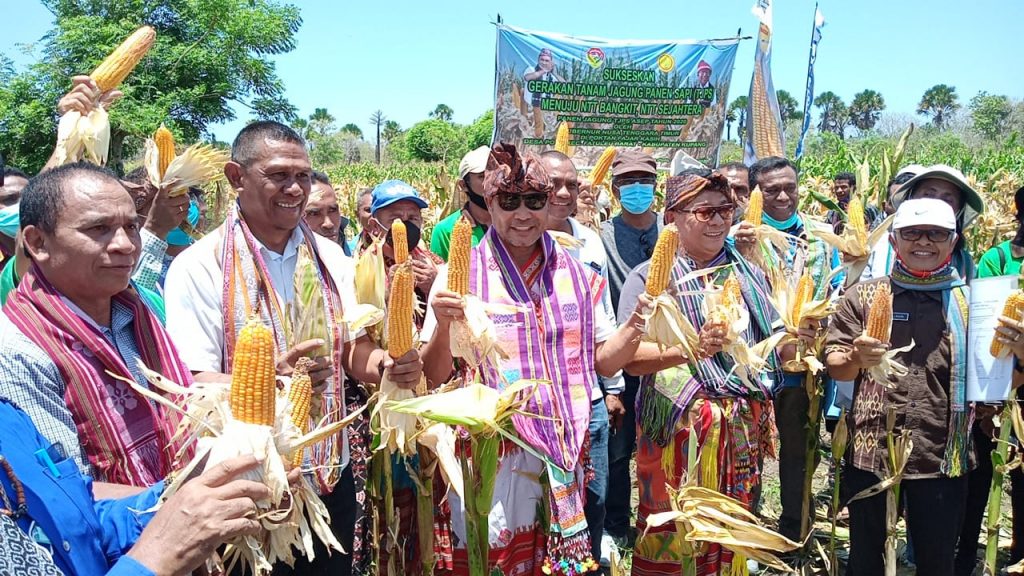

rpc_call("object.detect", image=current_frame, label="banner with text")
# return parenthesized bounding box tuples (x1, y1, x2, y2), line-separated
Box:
(494, 24, 740, 168)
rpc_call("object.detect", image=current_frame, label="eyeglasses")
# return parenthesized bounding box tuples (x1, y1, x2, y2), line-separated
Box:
(897, 228, 954, 242)
(674, 204, 736, 223)
(495, 192, 548, 211)
(614, 176, 657, 187)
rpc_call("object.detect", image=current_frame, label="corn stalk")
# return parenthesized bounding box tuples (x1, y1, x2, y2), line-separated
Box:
(801, 365, 823, 542)
(829, 412, 849, 574)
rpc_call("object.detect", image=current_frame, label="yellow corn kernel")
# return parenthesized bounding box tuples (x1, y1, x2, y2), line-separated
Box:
(388, 265, 415, 359)
(391, 219, 409, 265)
(847, 197, 868, 246)
(288, 357, 314, 466)
(229, 317, 277, 426)
(991, 291, 1024, 357)
(590, 147, 616, 188)
(745, 188, 764, 227)
(511, 83, 528, 116)
(154, 124, 175, 180)
(554, 122, 570, 154)
(865, 283, 893, 344)
(533, 107, 545, 138)
(447, 216, 473, 295)
(791, 271, 815, 325)
(722, 274, 742, 308)
(90, 26, 157, 93)
(751, 67, 784, 157)
(645, 224, 679, 297)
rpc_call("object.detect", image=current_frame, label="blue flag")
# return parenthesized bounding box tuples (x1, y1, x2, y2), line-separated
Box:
(795, 6, 826, 160)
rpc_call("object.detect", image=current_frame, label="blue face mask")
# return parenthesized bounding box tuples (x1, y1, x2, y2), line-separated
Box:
(0, 203, 19, 239)
(619, 183, 655, 215)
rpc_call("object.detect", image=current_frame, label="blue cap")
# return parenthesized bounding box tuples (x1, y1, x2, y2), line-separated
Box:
(370, 179, 428, 215)
(166, 201, 201, 247)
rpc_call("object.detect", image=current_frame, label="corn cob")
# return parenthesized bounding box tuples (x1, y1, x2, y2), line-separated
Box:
(991, 291, 1024, 357)
(154, 124, 175, 180)
(229, 317, 277, 426)
(90, 26, 157, 92)
(792, 271, 815, 326)
(745, 188, 764, 227)
(554, 122, 570, 154)
(533, 107, 544, 138)
(590, 147, 616, 188)
(511, 83, 528, 116)
(722, 274, 742, 308)
(288, 357, 314, 466)
(847, 196, 868, 246)
(751, 66, 784, 158)
(865, 283, 893, 343)
(387, 265, 415, 359)
(447, 216, 472, 295)
(645, 224, 679, 297)
(391, 219, 409, 265)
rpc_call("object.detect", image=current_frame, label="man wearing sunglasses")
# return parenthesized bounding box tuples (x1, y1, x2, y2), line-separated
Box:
(598, 148, 661, 557)
(825, 198, 1010, 576)
(420, 143, 648, 575)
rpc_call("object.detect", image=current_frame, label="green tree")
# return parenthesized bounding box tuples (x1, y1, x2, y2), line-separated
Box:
(405, 118, 464, 162)
(729, 96, 748, 144)
(340, 123, 363, 139)
(429, 104, 454, 122)
(465, 110, 494, 149)
(776, 90, 802, 122)
(0, 0, 301, 173)
(725, 108, 737, 141)
(814, 91, 848, 137)
(849, 89, 886, 131)
(969, 92, 1012, 140)
(308, 107, 336, 138)
(918, 84, 960, 130)
(369, 110, 386, 164)
(382, 120, 403, 143)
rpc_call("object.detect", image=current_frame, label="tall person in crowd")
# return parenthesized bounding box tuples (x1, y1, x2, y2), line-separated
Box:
(163, 121, 424, 576)
(431, 146, 491, 261)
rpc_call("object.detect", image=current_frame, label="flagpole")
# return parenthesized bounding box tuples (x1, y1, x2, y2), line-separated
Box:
(795, 4, 824, 160)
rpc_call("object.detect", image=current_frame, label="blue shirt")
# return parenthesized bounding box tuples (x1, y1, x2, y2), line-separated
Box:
(0, 400, 161, 576)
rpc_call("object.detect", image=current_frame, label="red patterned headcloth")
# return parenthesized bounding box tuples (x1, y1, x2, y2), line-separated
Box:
(484, 142, 553, 199)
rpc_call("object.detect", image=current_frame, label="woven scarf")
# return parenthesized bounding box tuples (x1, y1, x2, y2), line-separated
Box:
(469, 228, 595, 544)
(761, 214, 836, 298)
(638, 245, 784, 447)
(220, 204, 346, 492)
(889, 259, 972, 476)
(4, 265, 192, 486)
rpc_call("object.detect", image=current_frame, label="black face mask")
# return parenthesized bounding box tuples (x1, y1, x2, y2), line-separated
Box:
(386, 219, 421, 253)
(466, 189, 488, 210)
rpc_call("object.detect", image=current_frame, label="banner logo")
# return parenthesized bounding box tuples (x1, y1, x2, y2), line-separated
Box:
(586, 48, 606, 68)
(657, 53, 676, 73)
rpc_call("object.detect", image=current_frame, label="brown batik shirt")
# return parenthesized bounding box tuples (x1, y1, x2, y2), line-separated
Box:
(825, 277, 974, 479)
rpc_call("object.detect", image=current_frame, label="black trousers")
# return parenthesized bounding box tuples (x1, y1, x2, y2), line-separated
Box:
(604, 374, 639, 539)
(844, 465, 968, 576)
(272, 464, 356, 576)
(775, 386, 811, 541)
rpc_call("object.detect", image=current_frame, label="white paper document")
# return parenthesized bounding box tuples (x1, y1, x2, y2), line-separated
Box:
(967, 275, 1019, 402)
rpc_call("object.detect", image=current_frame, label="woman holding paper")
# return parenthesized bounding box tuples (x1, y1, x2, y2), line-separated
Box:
(825, 198, 1024, 576)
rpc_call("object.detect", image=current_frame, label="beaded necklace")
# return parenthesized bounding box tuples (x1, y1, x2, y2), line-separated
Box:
(0, 455, 27, 520)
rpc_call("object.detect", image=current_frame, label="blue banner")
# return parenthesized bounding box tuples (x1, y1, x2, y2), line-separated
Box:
(494, 24, 739, 168)
(795, 6, 825, 160)
(744, 0, 786, 163)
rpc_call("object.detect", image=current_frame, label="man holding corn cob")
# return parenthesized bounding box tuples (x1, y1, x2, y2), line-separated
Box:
(825, 198, 1015, 576)
(420, 143, 648, 575)
(0, 163, 193, 497)
(164, 121, 423, 575)
(734, 156, 843, 543)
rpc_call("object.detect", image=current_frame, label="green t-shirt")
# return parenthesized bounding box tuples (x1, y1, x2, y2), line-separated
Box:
(0, 258, 166, 324)
(978, 240, 1023, 278)
(429, 209, 486, 262)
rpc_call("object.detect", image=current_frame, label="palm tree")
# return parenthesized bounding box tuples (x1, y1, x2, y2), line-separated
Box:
(849, 89, 886, 131)
(918, 84, 960, 130)
(382, 120, 402, 143)
(291, 117, 310, 141)
(308, 107, 335, 138)
(725, 108, 737, 141)
(776, 90, 802, 122)
(340, 123, 363, 139)
(814, 91, 848, 137)
(729, 96, 749, 145)
(429, 104, 454, 122)
(369, 110, 386, 164)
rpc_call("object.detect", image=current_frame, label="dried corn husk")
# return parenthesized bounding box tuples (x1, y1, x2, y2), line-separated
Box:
(645, 485, 800, 572)
(547, 229, 584, 250)
(114, 364, 365, 574)
(286, 245, 331, 357)
(807, 210, 895, 285)
(355, 235, 388, 320)
(144, 139, 229, 195)
(54, 107, 111, 166)
(449, 296, 513, 369)
(765, 266, 836, 373)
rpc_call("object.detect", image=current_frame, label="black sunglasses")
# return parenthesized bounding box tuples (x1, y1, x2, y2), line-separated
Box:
(495, 192, 548, 212)
(897, 228, 954, 242)
(674, 204, 736, 223)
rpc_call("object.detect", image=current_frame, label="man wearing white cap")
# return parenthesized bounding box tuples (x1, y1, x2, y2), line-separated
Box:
(825, 198, 1020, 576)
(861, 164, 983, 282)
(430, 146, 491, 261)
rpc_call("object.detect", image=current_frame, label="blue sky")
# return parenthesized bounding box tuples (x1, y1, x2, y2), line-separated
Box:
(3, 0, 1023, 142)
